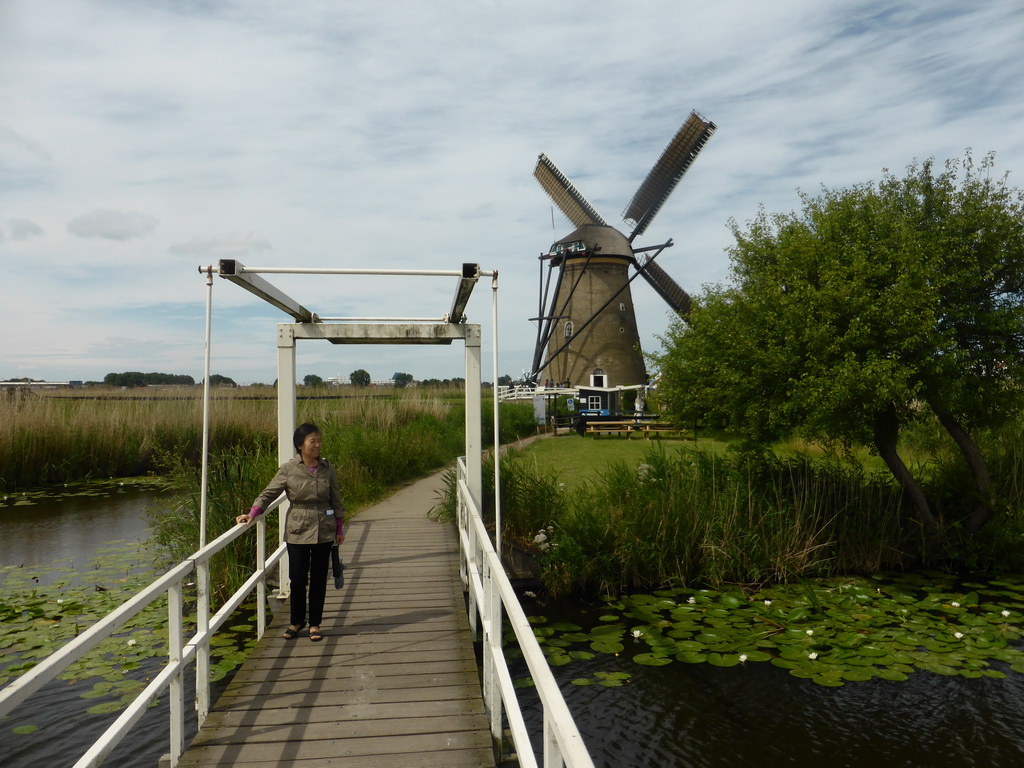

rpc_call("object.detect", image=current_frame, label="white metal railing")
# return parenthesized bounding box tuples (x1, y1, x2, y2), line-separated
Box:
(0, 495, 288, 768)
(456, 456, 594, 768)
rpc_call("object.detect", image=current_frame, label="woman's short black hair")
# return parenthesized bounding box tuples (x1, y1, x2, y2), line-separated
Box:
(293, 422, 320, 452)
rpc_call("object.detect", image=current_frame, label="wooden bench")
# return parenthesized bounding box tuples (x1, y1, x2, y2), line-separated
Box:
(586, 421, 639, 438)
(641, 423, 685, 439)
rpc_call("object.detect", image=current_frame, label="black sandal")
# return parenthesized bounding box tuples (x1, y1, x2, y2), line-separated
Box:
(283, 623, 305, 639)
(309, 627, 323, 642)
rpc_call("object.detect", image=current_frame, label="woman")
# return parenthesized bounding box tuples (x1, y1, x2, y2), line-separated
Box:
(235, 422, 345, 642)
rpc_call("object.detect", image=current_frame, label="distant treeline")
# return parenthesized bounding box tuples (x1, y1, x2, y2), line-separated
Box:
(103, 371, 196, 387)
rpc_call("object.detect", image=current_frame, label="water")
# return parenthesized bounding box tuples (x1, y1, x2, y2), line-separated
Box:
(514, 598, 1024, 768)
(0, 484, 157, 568)
(0, 485, 191, 768)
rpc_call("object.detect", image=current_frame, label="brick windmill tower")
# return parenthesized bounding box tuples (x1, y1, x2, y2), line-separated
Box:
(530, 110, 716, 388)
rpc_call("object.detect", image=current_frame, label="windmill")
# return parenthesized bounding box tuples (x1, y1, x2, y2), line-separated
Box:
(529, 110, 716, 389)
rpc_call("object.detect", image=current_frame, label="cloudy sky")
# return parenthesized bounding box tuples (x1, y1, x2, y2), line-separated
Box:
(2, 1, 1023, 385)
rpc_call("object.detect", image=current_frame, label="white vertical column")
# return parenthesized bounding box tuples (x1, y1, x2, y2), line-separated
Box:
(464, 325, 482, 514)
(195, 558, 210, 725)
(167, 579, 184, 765)
(276, 324, 297, 598)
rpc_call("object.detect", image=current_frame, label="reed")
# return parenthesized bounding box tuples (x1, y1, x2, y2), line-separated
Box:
(0, 388, 277, 490)
(0, 387, 532, 490)
(486, 441, 1006, 597)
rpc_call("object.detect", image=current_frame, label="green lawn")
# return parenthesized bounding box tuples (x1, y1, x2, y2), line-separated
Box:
(515, 429, 918, 492)
(514, 432, 728, 491)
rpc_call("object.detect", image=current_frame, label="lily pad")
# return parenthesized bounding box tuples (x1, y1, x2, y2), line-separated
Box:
(633, 653, 672, 666)
(590, 639, 624, 654)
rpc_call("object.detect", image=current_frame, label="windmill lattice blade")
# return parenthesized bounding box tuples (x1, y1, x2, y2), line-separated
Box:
(623, 111, 716, 240)
(534, 154, 608, 229)
(638, 256, 692, 315)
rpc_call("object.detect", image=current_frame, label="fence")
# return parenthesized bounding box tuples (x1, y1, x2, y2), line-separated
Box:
(456, 456, 594, 768)
(0, 494, 287, 768)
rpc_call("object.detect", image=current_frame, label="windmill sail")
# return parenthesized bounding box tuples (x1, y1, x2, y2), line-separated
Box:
(622, 111, 716, 240)
(534, 154, 608, 228)
(637, 255, 692, 315)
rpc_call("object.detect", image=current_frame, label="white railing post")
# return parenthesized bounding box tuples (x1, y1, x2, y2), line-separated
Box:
(543, 714, 564, 768)
(168, 578, 184, 767)
(483, 555, 503, 749)
(458, 460, 478, 638)
(256, 516, 267, 639)
(195, 557, 211, 725)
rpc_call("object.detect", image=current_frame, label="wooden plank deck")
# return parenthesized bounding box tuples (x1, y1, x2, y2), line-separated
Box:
(177, 470, 496, 768)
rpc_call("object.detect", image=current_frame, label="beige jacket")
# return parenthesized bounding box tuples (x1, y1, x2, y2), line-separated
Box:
(252, 456, 345, 545)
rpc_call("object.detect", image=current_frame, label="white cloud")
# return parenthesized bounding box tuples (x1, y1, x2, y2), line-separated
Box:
(66, 209, 159, 241)
(6, 218, 44, 240)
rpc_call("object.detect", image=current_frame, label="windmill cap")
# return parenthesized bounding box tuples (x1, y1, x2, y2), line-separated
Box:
(556, 223, 633, 260)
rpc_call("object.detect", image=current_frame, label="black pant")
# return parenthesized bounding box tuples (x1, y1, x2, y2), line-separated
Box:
(287, 541, 333, 627)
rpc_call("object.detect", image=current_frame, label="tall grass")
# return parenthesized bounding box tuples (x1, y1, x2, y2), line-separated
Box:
(0, 388, 276, 490)
(520, 445, 917, 595)
(0, 387, 537, 492)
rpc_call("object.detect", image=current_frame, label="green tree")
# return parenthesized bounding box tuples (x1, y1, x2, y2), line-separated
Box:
(103, 371, 195, 387)
(656, 152, 1024, 534)
(303, 374, 324, 387)
(350, 369, 371, 387)
(393, 372, 414, 389)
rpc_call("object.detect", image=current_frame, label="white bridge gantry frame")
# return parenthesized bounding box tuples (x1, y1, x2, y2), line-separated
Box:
(199, 259, 593, 768)
(209, 259, 491, 578)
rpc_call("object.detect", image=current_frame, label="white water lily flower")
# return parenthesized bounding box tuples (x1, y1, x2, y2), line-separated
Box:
(687, 597, 696, 605)
(805, 629, 814, 636)
(808, 652, 818, 660)
(954, 632, 964, 639)
(763, 599, 772, 607)
(56, 599, 64, 604)
(1002, 610, 1011, 618)
(523, 591, 536, 599)
(951, 601, 961, 608)
(738, 654, 748, 663)
(127, 639, 137, 646)
(631, 629, 643, 639)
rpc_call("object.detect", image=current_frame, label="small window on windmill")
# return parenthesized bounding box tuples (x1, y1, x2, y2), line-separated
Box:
(564, 321, 574, 338)
(619, 302, 626, 312)
(553, 240, 585, 256)
(591, 369, 606, 388)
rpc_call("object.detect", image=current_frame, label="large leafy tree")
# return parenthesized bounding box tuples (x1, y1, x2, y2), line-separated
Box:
(656, 152, 1024, 534)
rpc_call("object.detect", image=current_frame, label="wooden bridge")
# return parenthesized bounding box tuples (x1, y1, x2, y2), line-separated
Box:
(176, 470, 497, 768)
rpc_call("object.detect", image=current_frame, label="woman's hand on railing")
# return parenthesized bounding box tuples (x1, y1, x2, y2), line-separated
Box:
(235, 513, 253, 526)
